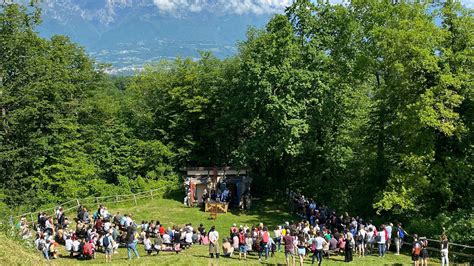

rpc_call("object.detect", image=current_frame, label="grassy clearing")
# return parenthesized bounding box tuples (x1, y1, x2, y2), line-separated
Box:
(5, 197, 424, 265)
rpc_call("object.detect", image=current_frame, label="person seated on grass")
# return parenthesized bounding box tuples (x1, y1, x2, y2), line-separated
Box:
(76, 206, 84, 223)
(82, 208, 91, 224)
(65, 235, 73, 256)
(71, 236, 81, 256)
(245, 230, 253, 254)
(94, 217, 104, 235)
(338, 233, 346, 255)
(81, 239, 94, 260)
(144, 234, 154, 255)
(222, 238, 234, 257)
(184, 228, 193, 247)
(329, 234, 338, 254)
(147, 221, 155, 237)
(192, 229, 199, 243)
(113, 212, 121, 226)
(162, 231, 172, 244)
(154, 233, 163, 254)
(173, 227, 182, 253)
(35, 233, 49, 261)
(158, 223, 166, 237)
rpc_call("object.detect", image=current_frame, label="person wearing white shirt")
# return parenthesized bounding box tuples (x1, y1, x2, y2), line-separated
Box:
(185, 231, 193, 245)
(144, 235, 153, 255)
(377, 227, 386, 257)
(385, 223, 393, 252)
(311, 233, 327, 265)
(65, 237, 73, 253)
(72, 239, 80, 252)
(274, 226, 282, 252)
(357, 226, 367, 257)
(104, 221, 111, 232)
(125, 216, 133, 228)
(366, 227, 375, 255)
(208, 226, 220, 258)
(163, 233, 171, 244)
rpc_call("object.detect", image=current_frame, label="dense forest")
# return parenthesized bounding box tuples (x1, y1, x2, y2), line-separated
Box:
(1, 1, 472, 243)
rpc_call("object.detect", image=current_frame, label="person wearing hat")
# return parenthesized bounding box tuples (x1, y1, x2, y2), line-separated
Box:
(230, 223, 238, 237)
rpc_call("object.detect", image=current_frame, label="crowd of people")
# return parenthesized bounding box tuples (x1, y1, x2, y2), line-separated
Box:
(284, 190, 450, 265)
(17, 205, 208, 262)
(14, 191, 451, 265)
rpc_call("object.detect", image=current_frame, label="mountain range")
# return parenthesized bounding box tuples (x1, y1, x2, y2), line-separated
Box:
(33, 0, 289, 74)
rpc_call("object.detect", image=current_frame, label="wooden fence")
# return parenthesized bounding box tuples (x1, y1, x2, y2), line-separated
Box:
(13, 187, 169, 225)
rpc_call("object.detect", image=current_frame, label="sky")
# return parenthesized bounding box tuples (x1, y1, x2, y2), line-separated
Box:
(148, 0, 474, 14)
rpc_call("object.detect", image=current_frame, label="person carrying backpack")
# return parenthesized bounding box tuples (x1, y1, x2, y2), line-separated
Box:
(103, 230, 113, 263)
(412, 234, 422, 266)
(395, 223, 405, 255)
(36, 234, 49, 261)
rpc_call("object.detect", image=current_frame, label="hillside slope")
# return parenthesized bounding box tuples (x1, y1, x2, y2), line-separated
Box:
(0, 234, 46, 265)
(4, 198, 417, 265)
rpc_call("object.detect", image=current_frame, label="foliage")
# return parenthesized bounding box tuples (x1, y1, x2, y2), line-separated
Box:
(0, 0, 472, 244)
(0, 3, 177, 210)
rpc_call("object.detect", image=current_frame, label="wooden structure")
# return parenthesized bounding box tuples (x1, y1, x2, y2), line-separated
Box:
(183, 167, 251, 210)
(205, 201, 229, 213)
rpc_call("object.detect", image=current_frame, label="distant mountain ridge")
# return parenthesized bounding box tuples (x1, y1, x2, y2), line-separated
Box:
(30, 0, 287, 74)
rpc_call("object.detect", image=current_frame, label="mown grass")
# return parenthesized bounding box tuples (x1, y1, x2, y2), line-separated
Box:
(3, 196, 431, 265)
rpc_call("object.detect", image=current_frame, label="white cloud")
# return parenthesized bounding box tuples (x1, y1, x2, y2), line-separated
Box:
(221, 0, 293, 15)
(150, 0, 474, 14)
(151, 0, 293, 14)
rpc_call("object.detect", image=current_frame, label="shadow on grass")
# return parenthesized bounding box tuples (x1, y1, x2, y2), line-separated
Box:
(159, 188, 298, 228)
(227, 199, 298, 228)
(162, 186, 184, 202)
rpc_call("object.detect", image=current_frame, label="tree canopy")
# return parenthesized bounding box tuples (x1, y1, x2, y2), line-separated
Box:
(0, 1, 472, 243)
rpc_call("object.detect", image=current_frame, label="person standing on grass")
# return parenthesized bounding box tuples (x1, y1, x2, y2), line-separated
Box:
(420, 237, 429, 266)
(344, 229, 353, 262)
(296, 233, 306, 266)
(357, 225, 366, 257)
(377, 225, 386, 257)
(284, 229, 296, 266)
(103, 229, 113, 263)
(385, 223, 393, 252)
(440, 234, 449, 266)
(126, 226, 140, 260)
(412, 234, 422, 266)
(209, 226, 220, 258)
(395, 223, 405, 255)
(311, 232, 327, 266)
(274, 225, 282, 252)
(366, 227, 374, 255)
(238, 228, 247, 260)
(258, 226, 270, 261)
